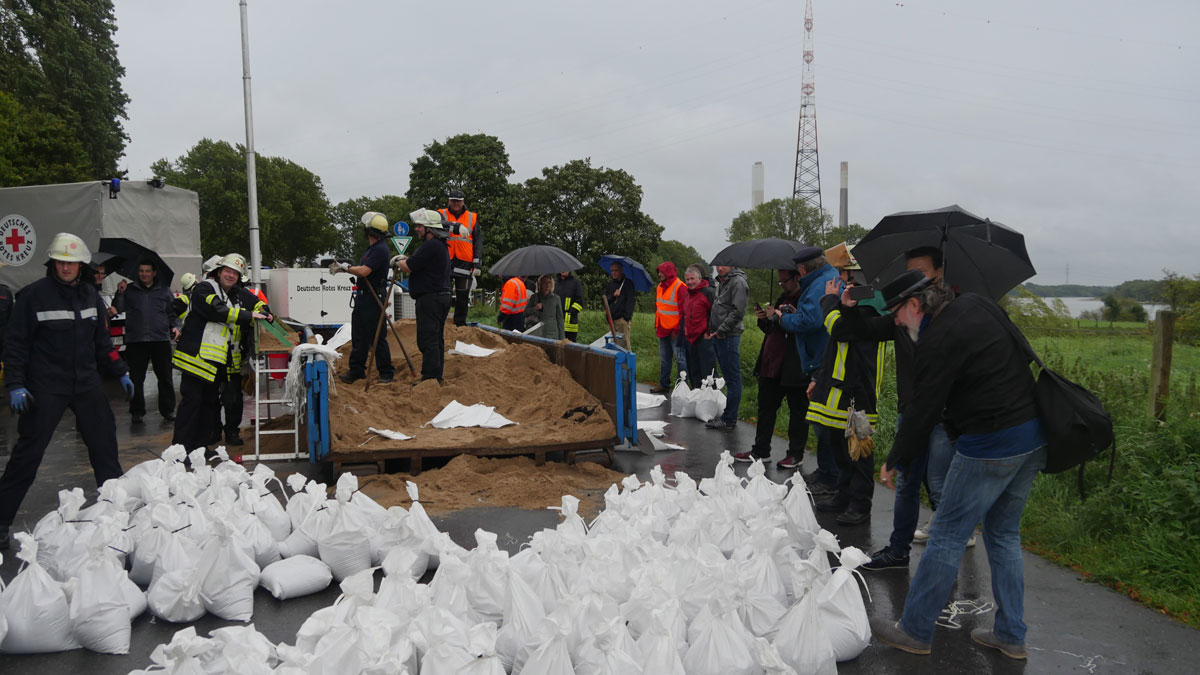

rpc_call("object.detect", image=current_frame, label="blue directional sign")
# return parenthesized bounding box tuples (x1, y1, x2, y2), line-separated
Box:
(392, 221, 409, 237)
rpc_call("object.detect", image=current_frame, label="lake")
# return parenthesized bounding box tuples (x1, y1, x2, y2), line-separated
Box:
(1050, 297, 1168, 319)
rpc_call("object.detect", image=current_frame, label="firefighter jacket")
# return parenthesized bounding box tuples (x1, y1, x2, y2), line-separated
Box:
(438, 208, 481, 274)
(227, 287, 270, 375)
(500, 277, 530, 315)
(171, 293, 190, 321)
(805, 294, 885, 430)
(172, 279, 254, 382)
(4, 274, 127, 395)
(556, 274, 585, 334)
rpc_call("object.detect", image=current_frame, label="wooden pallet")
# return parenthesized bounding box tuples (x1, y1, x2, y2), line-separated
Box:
(330, 436, 618, 476)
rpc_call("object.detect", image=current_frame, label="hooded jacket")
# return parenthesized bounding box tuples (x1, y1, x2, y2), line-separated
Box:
(779, 263, 839, 374)
(710, 267, 748, 338)
(681, 278, 715, 343)
(654, 261, 687, 338)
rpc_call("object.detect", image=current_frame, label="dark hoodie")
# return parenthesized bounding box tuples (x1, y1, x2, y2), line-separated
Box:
(654, 261, 687, 338)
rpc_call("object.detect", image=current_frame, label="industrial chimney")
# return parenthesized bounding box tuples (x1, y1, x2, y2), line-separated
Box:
(751, 161, 764, 208)
(839, 161, 848, 229)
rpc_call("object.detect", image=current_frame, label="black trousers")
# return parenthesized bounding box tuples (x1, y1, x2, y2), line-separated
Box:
(173, 370, 222, 451)
(124, 340, 176, 417)
(499, 311, 524, 332)
(416, 292, 451, 381)
(751, 375, 811, 458)
(830, 426, 875, 511)
(0, 386, 121, 526)
(347, 296, 394, 378)
(223, 373, 244, 439)
(451, 274, 472, 326)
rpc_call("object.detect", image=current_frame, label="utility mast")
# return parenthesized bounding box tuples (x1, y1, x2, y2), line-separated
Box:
(792, 0, 822, 230)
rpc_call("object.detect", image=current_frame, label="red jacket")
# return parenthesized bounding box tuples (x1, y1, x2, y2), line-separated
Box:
(681, 278, 715, 343)
(655, 261, 687, 338)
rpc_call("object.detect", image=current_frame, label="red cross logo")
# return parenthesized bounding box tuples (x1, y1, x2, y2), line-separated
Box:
(5, 228, 24, 252)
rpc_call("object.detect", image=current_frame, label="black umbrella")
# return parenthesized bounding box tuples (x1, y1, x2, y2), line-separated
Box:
(710, 238, 809, 270)
(489, 245, 583, 277)
(89, 251, 123, 274)
(852, 205, 1036, 301)
(98, 237, 175, 288)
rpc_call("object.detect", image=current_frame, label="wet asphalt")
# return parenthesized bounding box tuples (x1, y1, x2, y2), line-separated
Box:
(0, 372, 1194, 673)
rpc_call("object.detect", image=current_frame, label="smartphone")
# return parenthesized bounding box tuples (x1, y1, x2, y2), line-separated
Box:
(848, 285, 876, 301)
(754, 302, 764, 311)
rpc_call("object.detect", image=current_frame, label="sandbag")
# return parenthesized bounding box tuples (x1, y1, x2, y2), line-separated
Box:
(682, 594, 757, 675)
(317, 496, 373, 582)
(669, 374, 691, 417)
(0, 534, 79, 654)
(259, 555, 333, 600)
(197, 518, 261, 622)
(774, 561, 837, 675)
(460, 622, 507, 675)
(129, 503, 182, 586)
(496, 567, 545, 673)
(817, 546, 872, 662)
(68, 523, 132, 654)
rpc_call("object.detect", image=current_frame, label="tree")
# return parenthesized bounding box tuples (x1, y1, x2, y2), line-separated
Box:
(649, 239, 707, 277)
(0, 1, 129, 180)
(328, 194, 413, 262)
(726, 198, 833, 246)
(152, 139, 336, 266)
(0, 91, 91, 185)
(519, 158, 663, 306)
(826, 223, 870, 246)
(406, 133, 519, 275)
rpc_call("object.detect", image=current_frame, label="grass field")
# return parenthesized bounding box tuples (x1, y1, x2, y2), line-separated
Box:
(468, 305, 1200, 628)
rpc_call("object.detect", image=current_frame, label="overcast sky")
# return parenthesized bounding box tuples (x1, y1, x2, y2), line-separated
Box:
(112, 0, 1198, 286)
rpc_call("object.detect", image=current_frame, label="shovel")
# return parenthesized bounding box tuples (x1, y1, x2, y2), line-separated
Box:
(361, 276, 418, 378)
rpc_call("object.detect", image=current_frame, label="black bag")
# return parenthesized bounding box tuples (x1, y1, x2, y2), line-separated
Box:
(983, 301, 1116, 494)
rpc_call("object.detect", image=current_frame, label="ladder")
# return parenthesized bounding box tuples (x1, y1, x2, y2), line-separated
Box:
(250, 321, 303, 461)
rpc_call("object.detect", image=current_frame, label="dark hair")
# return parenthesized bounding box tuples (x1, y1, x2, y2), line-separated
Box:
(136, 256, 157, 271)
(905, 246, 943, 270)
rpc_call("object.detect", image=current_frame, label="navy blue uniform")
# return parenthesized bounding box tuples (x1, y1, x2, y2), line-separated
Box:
(0, 274, 128, 528)
(407, 235, 452, 381)
(346, 238, 395, 380)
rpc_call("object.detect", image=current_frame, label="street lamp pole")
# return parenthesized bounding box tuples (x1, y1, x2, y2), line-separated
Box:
(239, 0, 262, 288)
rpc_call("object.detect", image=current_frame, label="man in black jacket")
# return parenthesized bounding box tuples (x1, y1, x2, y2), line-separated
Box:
(0, 233, 133, 550)
(336, 212, 396, 384)
(113, 256, 180, 423)
(603, 261, 635, 349)
(869, 272, 1046, 660)
(557, 271, 585, 342)
(395, 208, 452, 383)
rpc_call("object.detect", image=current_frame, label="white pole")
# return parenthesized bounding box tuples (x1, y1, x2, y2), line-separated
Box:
(240, 0, 262, 287)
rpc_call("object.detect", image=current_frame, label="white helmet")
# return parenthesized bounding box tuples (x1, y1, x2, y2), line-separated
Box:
(47, 232, 91, 264)
(409, 208, 448, 237)
(202, 254, 223, 274)
(180, 272, 198, 291)
(218, 253, 248, 278)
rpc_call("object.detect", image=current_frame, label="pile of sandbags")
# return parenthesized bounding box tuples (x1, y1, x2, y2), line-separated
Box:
(122, 452, 872, 674)
(670, 373, 728, 423)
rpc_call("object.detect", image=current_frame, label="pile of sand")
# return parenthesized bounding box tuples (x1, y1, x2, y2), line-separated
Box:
(358, 454, 627, 516)
(328, 321, 615, 454)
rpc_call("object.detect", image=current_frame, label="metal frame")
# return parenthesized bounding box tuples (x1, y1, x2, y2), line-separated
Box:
(249, 350, 302, 461)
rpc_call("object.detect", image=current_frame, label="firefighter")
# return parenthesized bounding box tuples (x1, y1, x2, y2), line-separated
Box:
(171, 253, 266, 451)
(394, 208, 452, 383)
(334, 212, 395, 384)
(438, 188, 482, 326)
(557, 270, 585, 342)
(218, 254, 273, 446)
(0, 233, 134, 550)
(171, 272, 199, 320)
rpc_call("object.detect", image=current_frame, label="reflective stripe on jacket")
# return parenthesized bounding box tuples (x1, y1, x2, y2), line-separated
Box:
(438, 208, 478, 264)
(655, 277, 685, 332)
(500, 277, 529, 315)
(173, 279, 253, 382)
(563, 295, 583, 332)
(804, 295, 885, 429)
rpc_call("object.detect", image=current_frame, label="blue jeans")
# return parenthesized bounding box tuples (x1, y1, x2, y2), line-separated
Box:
(657, 334, 687, 389)
(685, 338, 716, 389)
(899, 446, 1047, 645)
(890, 421, 954, 556)
(714, 334, 742, 423)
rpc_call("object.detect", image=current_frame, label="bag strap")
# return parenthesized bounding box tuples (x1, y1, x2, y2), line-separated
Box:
(975, 297, 1045, 370)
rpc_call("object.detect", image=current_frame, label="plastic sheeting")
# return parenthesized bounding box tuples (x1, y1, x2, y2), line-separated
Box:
(423, 401, 516, 429)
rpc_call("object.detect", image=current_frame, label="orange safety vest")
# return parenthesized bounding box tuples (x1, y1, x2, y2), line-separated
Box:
(655, 277, 685, 331)
(500, 277, 529, 315)
(438, 208, 478, 263)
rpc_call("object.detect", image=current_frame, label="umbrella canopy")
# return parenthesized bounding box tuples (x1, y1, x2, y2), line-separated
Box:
(489, 245, 583, 277)
(710, 238, 809, 270)
(598, 254, 655, 292)
(853, 205, 1036, 301)
(98, 237, 175, 288)
(89, 250, 123, 274)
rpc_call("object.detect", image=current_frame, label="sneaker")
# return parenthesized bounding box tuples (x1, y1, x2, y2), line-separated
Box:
(649, 384, 669, 394)
(339, 372, 364, 384)
(226, 435, 245, 447)
(732, 451, 766, 463)
(966, 530, 978, 548)
(705, 418, 736, 430)
(836, 507, 871, 526)
(862, 547, 911, 571)
(970, 629, 1027, 660)
(813, 495, 849, 513)
(870, 617, 931, 655)
(777, 456, 801, 470)
(807, 481, 838, 496)
(913, 519, 932, 543)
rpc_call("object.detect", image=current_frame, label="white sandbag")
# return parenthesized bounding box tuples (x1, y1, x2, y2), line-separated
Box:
(129, 626, 211, 675)
(774, 561, 837, 675)
(429, 555, 476, 623)
(317, 476, 375, 582)
(68, 522, 132, 654)
(459, 622, 506, 675)
(464, 529, 509, 624)
(280, 491, 335, 559)
(682, 593, 758, 675)
(129, 503, 182, 586)
(520, 613, 575, 675)
(403, 482, 444, 569)
(240, 502, 283, 570)
(284, 474, 321, 531)
(32, 488, 89, 581)
(147, 566, 205, 624)
(372, 507, 430, 575)
(781, 476, 821, 554)
(692, 386, 724, 423)
(495, 567, 544, 673)
(817, 546, 872, 662)
(753, 637, 799, 675)
(120, 576, 147, 620)
(635, 608, 687, 675)
(375, 549, 432, 613)
(0, 534, 79, 653)
(250, 464, 292, 542)
(198, 518, 261, 621)
(669, 373, 691, 417)
(744, 460, 787, 509)
(205, 625, 278, 674)
(576, 615, 643, 675)
(259, 555, 333, 600)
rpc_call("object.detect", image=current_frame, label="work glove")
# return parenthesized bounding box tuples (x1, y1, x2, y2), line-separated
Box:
(328, 261, 351, 275)
(390, 254, 407, 268)
(471, 267, 481, 277)
(9, 387, 33, 414)
(120, 374, 135, 401)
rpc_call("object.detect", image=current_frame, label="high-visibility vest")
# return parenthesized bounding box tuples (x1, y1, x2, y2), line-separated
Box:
(655, 277, 685, 332)
(500, 277, 529, 315)
(439, 208, 478, 263)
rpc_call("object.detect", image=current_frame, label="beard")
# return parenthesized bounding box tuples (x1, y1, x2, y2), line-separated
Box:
(906, 323, 920, 343)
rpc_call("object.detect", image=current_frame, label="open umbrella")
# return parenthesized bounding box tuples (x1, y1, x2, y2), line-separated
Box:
(598, 254, 655, 292)
(489, 245, 583, 277)
(710, 237, 809, 270)
(98, 237, 175, 288)
(852, 205, 1036, 301)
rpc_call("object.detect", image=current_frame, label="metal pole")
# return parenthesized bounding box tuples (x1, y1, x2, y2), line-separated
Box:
(240, 0, 262, 288)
